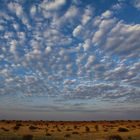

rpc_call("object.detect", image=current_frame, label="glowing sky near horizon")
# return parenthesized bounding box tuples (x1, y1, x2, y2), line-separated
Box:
(0, 0, 140, 120)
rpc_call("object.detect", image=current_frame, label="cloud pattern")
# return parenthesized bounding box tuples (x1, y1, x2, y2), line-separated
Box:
(0, 0, 140, 119)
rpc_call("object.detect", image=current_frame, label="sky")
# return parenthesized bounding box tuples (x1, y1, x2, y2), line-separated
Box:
(0, 0, 140, 120)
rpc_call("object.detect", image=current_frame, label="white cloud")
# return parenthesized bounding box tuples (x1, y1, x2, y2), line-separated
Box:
(102, 10, 112, 18)
(92, 18, 116, 45)
(85, 55, 96, 69)
(81, 6, 92, 25)
(73, 25, 83, 37)
(10, 40, 17, 54)
(92, 30, 103, 45)
(64, 5, 78, 19)
(88, 55, 95, 64)
(17, 32, 26, 44)
(8, 2, 23, 17)
(30, 5, 36, 16)
(45, 46, 52, 54)
(105, 22, 140, 55)
(133, 0, 140, 10)
(112, 3, 123, 10)
(0, 0, 140, 113)
(41, 0, 66, 10)
(82, 39, 91, 51)
(63, 79, 76, 85)
(13, 23, 19, 30)
(66, 63, 72, 70)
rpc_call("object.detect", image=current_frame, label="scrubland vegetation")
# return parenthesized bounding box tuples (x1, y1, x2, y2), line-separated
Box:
(0, 120, 140, 140)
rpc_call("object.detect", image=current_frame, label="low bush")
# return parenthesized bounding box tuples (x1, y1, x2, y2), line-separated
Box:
(29, 125, 38, 130)
(13, 125, 20, 130)
(95, 125, 99, 131)
(72, 131, 79, 134)
(46, 133, 51, 136)
(85, 126, 90, 132)
(118, 127, 129, 132)
(64, 134, 71, 138)
(66, 128, 72, 131)
(106, 135, 122, 140)
(1, 127, 9, 131)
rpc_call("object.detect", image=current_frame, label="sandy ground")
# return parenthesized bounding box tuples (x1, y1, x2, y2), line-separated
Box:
(0, 120, 140, 140)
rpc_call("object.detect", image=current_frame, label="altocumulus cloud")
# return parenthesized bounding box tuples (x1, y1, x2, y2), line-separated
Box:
(0, 0, 140, 120)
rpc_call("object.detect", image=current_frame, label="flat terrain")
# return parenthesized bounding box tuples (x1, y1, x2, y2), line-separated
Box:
(0, 120, 140, 140)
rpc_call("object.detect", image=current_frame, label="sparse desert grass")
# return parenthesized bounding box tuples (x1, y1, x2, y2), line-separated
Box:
(0, 120, 140, 140)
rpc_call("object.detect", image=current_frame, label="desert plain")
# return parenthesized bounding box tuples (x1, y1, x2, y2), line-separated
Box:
(0, 120, 140, 140)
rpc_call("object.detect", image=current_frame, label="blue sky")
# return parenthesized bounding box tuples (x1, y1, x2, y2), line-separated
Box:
(0, 0, 140, 120)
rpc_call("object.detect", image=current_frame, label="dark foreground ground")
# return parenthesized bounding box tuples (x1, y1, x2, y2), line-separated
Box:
(0, 120, 140, 140)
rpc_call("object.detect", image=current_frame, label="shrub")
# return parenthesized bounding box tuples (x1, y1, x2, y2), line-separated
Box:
(13, 125, 20, 130)
(106, 135, 122, 140)
(66, 128, 72, 131)
(85, 126, 90, 132)
(22, 134, 33, 140)
(57, 128, 61, 132)
(118, 127, 129, 132)
(1, 127, 9, 131)
(46, 133, 51, 136)
(95, 125, 99, 131)
(64, 134, 71, 138)
(72, 131, 79, 134)
(131, 125, 136, 128)
(29, 125, 38, 130)
(16, 123, 22, 127)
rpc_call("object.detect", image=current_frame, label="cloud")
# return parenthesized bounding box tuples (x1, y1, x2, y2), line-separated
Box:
(81, 6, 93, 25)
(82, 39, 91, 51)
(102, 10, 112, 18)
(45, 46, 52, 54)
(8, 2, 23, 17)
(30, 5, 36, 17)
(105, 22, 140, 55)
(133, 0, 140, 10)
(63, 79, 76, 85)
(0, 0, 140, 120)
(72, 25, 83, 37)
(64, 5, 78, 19)
(92, 11, 140, 57)
(9, 40, 17, 54)
(41, 0, 66, 10)
(92, 17, 116, 45)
